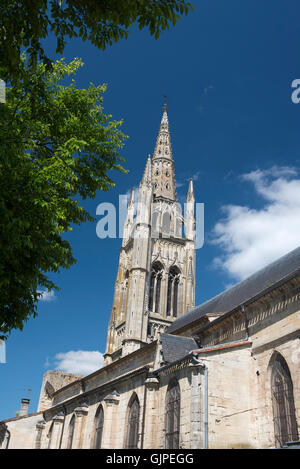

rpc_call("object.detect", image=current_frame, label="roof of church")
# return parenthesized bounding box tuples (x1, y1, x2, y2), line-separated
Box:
(160, 333, 198, 363)
(167, 246, 300, 334)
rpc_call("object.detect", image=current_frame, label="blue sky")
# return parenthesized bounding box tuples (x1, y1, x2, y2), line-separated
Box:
(2, 0, 300, 420)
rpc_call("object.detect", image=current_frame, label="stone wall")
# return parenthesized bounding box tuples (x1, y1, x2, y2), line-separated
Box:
(4, 413, 43, 449)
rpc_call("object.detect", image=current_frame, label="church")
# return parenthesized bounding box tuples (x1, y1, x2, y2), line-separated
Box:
(0, 106, 299, 449)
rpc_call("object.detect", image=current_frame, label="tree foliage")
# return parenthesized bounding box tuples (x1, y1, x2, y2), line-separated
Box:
(0, 1, 194, 338)
(0, 0, 194, 80)
(0, 58, 127, 338)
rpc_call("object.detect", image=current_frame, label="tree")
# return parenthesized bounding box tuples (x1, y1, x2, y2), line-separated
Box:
(0, 1, 194, 338)
(0, 0, 194, 81)
(0, 58, 127, 338)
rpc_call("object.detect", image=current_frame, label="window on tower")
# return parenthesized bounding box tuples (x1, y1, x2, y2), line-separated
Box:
(166, 266, 180, 317)
(148, 262, 164, 314)
(151, 211, 159, 236)
(125, 394, 140, 449)
(162, 212, 171, 236)
(165, 379, 180, 449)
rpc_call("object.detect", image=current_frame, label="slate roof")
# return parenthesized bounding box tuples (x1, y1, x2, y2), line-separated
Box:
(167, 246, 300, 334)
(160, 333, 198, 363)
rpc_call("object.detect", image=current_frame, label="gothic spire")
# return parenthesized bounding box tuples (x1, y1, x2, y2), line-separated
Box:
(152, 105, 177, 200)
(140, 155, 152, 186)
(185, 178, 195, 240)
(187, 178, 195, 201)
(129, 186, 135, 206)
(153, 104, 173, 161)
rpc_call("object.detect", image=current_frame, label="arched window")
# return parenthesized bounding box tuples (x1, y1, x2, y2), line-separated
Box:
(148, 272, 155, 311)
(155, 274, 162, 313)
(67, 415, 75, 449)
(166, 276, 172, 316)
(162, 212, 171, 236)
(166, 267, 180, 317)
(270, 353, 298, 447)
(173, 278, 179, 317)
(165, 379, 180, 449)
(125, 395, 140, 449)
(151, 211, 159, 237)
(148, 262, 163, 314)
(93, 405, 104, 449)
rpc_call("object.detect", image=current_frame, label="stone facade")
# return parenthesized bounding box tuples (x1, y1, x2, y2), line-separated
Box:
(1, 107, 299, 449)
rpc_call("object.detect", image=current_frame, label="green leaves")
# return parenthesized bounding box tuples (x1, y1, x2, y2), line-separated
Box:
(0, 58, 128, 339)
(0, 1, 194, 80)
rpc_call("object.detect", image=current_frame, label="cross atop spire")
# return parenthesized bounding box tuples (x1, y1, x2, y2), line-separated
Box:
(163, 94, 167, 113)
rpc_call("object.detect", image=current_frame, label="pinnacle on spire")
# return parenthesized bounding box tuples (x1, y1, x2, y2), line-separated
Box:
(128, 187, 135, 206)
(141, 155, 152, 185)
(122, 187, 135, 247)
(187, 178, 195, 201)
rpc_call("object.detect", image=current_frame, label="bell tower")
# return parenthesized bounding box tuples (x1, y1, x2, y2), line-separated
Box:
(104, 105, 197, 364)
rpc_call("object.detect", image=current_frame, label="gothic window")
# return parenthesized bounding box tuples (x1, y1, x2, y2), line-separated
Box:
(148, 272, 155, 311)
(165, 379, 180, 449)
(125, 394, 140, 449)
(166, 171, 169, 177)
(148, 262, 163, 313)
(166, 183, 169, 190)
(151, 211, 159, 235)
(93, 405, 104, 449)
(166, 267, 180, 317)
(173, 279, 179, 317)
(155, 274, 162, 313)
(166, 276, 172, 316)
(162, 212, 171, 236)
(270, 353, 298, 447)
(67, 415, 75, 449)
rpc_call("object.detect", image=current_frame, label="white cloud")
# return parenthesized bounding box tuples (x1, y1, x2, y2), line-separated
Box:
(212, 166, 300, 281)
(38, 289, 56, 302)
(54, 350, 104, 376)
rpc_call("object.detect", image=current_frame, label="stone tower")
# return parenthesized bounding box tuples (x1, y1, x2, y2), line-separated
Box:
(104, 105, 196, 364)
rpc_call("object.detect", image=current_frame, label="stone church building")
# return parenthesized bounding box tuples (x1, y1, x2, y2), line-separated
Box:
(1, 106, 299, 449)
